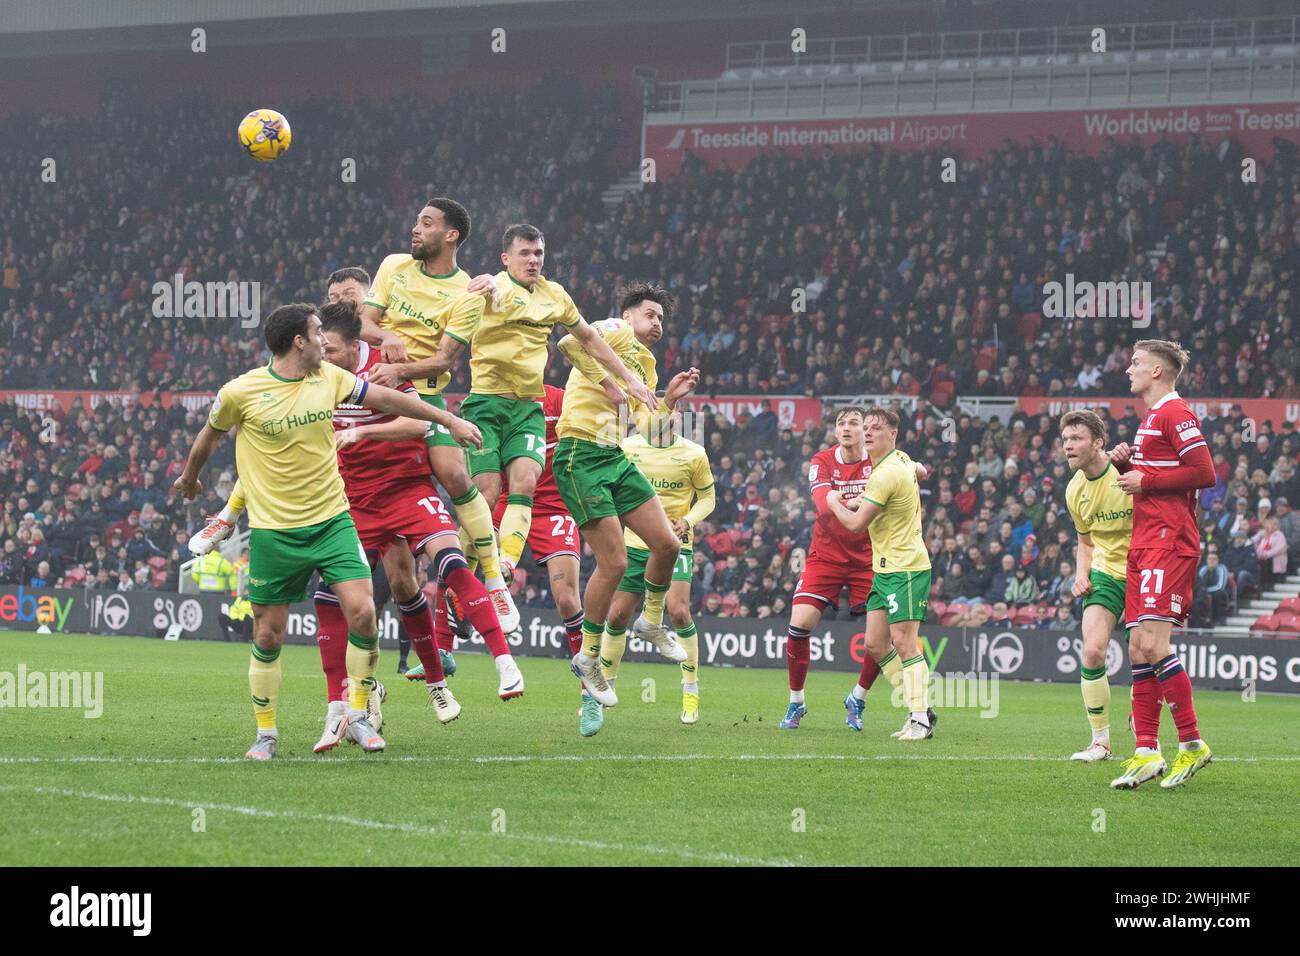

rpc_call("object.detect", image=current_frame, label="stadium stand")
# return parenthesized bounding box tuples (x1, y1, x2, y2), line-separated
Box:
(2, 14, 1298, 635)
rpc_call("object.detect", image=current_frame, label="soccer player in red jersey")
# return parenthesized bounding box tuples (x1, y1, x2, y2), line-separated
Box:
(779, 406, 928, 730)
(311, 301, 523, 753)
(1108, 340, 1215, 789)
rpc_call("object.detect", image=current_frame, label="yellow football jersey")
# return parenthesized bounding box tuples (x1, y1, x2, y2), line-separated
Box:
(556, 318, 666, 445)
(208, 361, 364, 530)
(622, 434, 715, 550)
(469, 272, 581, 399)
(1065, 462, 1133, 580)
(363, 255, 483, 395)
(861, 448, 930, 573)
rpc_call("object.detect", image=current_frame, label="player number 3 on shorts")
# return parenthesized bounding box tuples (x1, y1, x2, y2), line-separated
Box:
(887, 592, 899, 614)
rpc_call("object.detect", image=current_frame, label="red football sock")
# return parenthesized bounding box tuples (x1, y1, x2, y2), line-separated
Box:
(446, 566, 511, 657)
(1131, 662, 1161, 750)
(433, 585, 456, 654)
(786, 625, 811, 691)
(1155, 655, 1200, 743)
(316, 595, 348, 702)
(563, 610, 585, 656)
(399, 592, 444, 684)
(857, 653, 881, 692)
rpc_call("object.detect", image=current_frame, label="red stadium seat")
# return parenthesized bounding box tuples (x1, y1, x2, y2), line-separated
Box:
(941, 611, 962, 626)
(975, 347, 998, 371)
(1275, 613, 1300, 636)
(1250, 615, 1279, 633)
(1277, 596, 1300, 616)
(1014, 606, 1037, 625)
(930, 600, 947, 618)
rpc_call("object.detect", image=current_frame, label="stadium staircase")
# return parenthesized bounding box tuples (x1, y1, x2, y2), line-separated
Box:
(601, 167, 644, 216)
(1220, 570, 1300, 637)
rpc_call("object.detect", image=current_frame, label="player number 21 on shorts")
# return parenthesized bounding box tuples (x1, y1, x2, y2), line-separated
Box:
(1140, 568, 1164, 594)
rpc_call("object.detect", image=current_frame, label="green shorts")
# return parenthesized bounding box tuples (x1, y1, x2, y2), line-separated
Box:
(1082, 570, 1126, 623)
(460, 392, 545, 476)
(247, 511, 371, 606)
(420, 393, 462, 450)
(619, 546, 692, 594)
(553, 437, 657, 526)
(865, 569, 932, 623)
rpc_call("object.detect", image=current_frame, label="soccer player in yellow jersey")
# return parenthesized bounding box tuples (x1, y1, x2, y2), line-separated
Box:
(1062, 409, 1135, 762)
(188, 266, 457, 690)
(171, 303, 482, 760)
(350, 198, 519, 631)
(406, 224, 659, 599)
(826, 406, 935, 741)
(587, 412, 715, 734)
(553, 282, 700, 712)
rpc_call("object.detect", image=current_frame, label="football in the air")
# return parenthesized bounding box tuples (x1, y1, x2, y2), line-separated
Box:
(238, 108, 292, 162)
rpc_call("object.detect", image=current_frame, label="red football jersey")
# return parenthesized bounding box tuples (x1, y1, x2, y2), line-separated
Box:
(333, 341, 431, 501)
(498, 384, 567, 513)
(807, 444, 873, 565)
(1129, 392, 1208, 556)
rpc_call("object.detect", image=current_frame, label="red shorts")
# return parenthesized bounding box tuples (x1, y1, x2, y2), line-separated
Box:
(492, 497, 581, 565)
(792, 560, 874, 614)
(1125, 547, 1197, 628)
(350, 480, 457, 557)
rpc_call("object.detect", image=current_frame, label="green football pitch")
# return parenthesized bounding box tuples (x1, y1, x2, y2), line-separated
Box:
(1, 630, 1297, 866)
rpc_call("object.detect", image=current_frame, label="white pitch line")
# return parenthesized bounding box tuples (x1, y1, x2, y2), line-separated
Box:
(1, 753, 1296, 766)
(0, 783, 793, 868)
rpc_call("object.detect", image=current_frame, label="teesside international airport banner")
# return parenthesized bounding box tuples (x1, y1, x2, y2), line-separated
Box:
(645, 101, 1300, 177)
(5, 587, 1299, 694)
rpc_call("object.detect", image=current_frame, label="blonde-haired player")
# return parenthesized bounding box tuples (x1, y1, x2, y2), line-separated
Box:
(593, 410, 715, 733)
(1062, 409, 1134, 762)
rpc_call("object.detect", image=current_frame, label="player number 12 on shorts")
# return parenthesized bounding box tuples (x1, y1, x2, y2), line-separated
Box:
(1139, 568, 1164, 594)
(418, 496, 449, 517)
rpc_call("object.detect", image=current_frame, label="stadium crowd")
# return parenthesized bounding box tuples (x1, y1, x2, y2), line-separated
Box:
(3, 84, 1299, 628)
